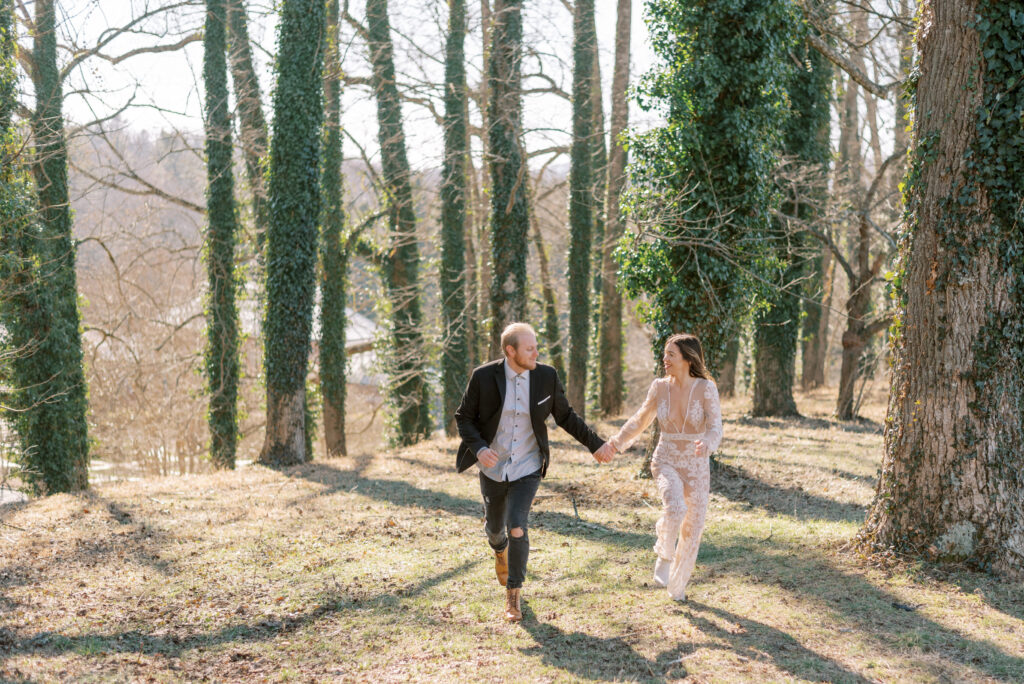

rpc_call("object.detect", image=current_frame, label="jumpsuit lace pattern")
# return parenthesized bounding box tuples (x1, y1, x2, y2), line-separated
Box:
(610, 377, 723, 599)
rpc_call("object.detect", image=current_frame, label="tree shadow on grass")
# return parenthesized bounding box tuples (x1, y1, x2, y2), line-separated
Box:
(917, 565, 1024, 625)
(516, 599, 871, 683)
(0, 556, 480, 665)
(696, 537, 1024, 682)
(669, 600, 874, 683)
(284, 462, 653, 551)
(518, 602, 664, 682)
(734, 415, 883, 435)
(711, 459, 867, 524)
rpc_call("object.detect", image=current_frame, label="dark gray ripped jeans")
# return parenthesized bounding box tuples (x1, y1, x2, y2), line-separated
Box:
(479, 469, 541, 589)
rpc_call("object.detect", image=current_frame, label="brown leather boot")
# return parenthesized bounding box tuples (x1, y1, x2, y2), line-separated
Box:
(504, 587, 522, 622)
(495, 547, 509, 586)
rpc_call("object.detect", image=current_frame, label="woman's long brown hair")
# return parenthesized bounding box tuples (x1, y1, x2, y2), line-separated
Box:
(666, 333, 713, 381)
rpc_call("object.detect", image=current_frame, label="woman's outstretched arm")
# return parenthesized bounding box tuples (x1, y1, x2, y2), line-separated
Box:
(609, 379, 660, 452)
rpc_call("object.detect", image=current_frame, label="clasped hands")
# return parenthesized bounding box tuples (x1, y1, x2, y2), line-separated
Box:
(593, 441, 616, 464)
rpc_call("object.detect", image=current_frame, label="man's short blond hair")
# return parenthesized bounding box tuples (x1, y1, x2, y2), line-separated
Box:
(500, 322, 537, 355)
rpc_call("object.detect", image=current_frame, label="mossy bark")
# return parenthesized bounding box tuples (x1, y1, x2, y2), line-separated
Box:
(203, 0, 241, 468)
(862, 0, 1024, 577)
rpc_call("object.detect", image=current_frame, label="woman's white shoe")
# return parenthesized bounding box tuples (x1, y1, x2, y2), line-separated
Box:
(653, 557, 670, 587)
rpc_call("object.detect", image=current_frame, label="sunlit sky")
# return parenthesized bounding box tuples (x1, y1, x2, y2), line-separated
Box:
(38, 0, 660, 172)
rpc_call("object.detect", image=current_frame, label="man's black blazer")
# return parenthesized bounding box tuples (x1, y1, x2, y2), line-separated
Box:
(454, 358, 604, 477)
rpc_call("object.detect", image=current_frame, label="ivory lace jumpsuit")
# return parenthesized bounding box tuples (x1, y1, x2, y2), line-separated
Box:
(610, 377, 723, 600)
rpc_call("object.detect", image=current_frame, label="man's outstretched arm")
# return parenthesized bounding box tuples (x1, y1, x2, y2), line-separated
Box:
(550, 372, 605, 455)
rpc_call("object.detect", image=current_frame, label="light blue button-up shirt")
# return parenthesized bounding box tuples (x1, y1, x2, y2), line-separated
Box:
(478, 360, 542, 482)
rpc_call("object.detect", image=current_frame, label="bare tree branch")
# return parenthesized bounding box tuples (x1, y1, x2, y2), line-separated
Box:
(807, 33, 898, 99)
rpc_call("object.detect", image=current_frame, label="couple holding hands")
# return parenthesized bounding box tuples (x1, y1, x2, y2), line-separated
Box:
(455, 322, 723, 622)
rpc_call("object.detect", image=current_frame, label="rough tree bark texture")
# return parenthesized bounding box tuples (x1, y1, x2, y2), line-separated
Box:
(862, 0, 1024, 577)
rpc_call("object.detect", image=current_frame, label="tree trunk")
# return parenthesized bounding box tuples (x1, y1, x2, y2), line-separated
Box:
(718, 335, 739, 397)
(530, 213, 565, 383)
(487, 0, 529, 356)
(25, 0, 90, 493)
(596, 0, 630, 417)
(464, 156, 480, 368)
(440, 0, 470, 436)
(567, 0, 596, 417)
(588, 11, 607, 314)
(801, 242, 833, 388)
(366, 0, 432, 445)
(204, 0, 241, 468)
(862, 0, 1024, 577)
(319, 0, 347, 457)
(225, 0, 269, 248)
(833, 67, 863, 419)
(259, 0, 326, 466)
(754, 26, 830, 417)
(752, 295, 799, 416)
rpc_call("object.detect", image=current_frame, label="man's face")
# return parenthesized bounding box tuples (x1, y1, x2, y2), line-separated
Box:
(506, 333, 539, 371)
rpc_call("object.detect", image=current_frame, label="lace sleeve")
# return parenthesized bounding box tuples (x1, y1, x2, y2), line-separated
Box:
(700, 380, 723, 454)
(609, 379, 660, 452)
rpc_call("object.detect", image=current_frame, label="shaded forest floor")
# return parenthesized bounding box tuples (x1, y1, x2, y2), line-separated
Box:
(2, 387, 1023, 683)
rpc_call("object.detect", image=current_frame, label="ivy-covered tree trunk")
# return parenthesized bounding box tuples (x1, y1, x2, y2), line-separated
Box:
(366, 0, 431, 445)
(567, 0, 595, 416)
(486, 0, 529, 355)
(752, 32, 831, 417)
(718, 335, 739, 397)
(203, 0, 241, 468)
(619, 0, 797, 379)
(530, 214, 565, 382)
(259, 0, 325, 466)
(319, 0, 347, 457)
(226, 0, 269, 248)
(588, 9, 607, 315)
(17, 0, 90, 493)
(440, 0, 469, 435)
(862, 0, 1024, 577)
(596, 0, 630, 417)
(1, 0, 68, 495)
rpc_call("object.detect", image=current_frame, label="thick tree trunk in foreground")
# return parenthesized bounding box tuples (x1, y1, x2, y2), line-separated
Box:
(596, 0, 630, 417)
(862, 0, 1024, 577)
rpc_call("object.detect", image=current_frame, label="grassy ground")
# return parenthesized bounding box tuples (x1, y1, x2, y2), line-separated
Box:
(1, 387, 1022, 683)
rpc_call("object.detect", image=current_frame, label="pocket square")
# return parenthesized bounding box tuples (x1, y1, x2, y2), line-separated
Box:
(537, 395, 551, 405)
